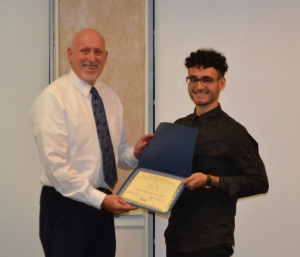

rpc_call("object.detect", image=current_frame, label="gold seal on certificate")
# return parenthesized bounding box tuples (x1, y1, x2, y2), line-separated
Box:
(120, 170, 183, 213)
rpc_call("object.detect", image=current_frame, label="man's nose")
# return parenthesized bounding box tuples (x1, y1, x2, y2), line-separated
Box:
(195, 80, 205, 89)
(88, 51, 96, 62)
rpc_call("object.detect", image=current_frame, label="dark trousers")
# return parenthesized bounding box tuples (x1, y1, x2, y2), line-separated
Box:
(40, 186, 115, 257)
(167, 244, 233, 257)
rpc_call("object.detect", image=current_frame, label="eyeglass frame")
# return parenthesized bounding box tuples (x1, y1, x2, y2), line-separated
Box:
(186, 76, 223, 87)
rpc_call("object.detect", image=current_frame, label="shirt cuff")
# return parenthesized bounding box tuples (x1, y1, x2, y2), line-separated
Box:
(87, 187, 107, 209)
(126, 148, 139, 166)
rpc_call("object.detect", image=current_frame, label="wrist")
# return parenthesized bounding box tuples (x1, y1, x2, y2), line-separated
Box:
(205, 175, 212, 188)
(211, 175, 220, 187)
(205, 175, 220, 188)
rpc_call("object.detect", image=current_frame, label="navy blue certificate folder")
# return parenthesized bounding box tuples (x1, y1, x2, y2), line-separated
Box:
(117, 122, 198, 214)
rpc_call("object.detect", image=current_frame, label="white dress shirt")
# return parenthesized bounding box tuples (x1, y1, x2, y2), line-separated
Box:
(30, 70, 138, 209)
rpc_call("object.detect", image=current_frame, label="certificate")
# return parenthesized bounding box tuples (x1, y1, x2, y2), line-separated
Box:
(120, 169, 184, 214)
(117, 122, 198, 214)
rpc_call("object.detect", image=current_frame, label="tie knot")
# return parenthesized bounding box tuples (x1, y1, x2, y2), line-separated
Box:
(90, 86, 98, 96)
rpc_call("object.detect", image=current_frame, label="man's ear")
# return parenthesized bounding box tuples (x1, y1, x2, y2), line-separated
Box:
(219, 77, 226, 90)
(104, 50, 108, 62)
(67, 47, 73, 63)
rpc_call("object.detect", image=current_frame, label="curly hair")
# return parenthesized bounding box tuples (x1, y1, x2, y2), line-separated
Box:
(185, 48, 228, 77)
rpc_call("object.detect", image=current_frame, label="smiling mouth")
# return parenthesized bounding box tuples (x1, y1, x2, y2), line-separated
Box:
(83, 64, 97, 69)
(194, 91, 209, 95)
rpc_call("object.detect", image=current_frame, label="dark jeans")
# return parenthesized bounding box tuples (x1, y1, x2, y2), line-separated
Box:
(40, 186, 115, 257)
(167, 244, 234, 257)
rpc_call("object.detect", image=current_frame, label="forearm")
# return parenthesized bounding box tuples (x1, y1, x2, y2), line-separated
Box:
(118, 129, 138, 169)
(221, 130, 269, 198)
(36, 132, 106, 209)
(211, 175, 220, 188)
(219, 173, 269, 198)
(185, 171, 268, 198)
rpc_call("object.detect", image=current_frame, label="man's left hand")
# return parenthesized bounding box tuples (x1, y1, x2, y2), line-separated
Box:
(133, 134, 154, 159)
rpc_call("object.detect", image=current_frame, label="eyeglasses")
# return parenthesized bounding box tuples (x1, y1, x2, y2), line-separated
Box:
(186, 76, 222, 87)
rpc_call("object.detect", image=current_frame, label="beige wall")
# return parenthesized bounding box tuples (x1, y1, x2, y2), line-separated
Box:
(58, 0, 145, 193)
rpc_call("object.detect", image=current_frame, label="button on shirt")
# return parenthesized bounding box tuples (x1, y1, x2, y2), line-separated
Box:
(30, 70, 138, 209)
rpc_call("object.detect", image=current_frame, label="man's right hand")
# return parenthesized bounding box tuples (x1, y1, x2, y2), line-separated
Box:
(101, 195, 137, 216)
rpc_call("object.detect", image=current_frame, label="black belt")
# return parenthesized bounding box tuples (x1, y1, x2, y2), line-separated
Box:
(42, 186, 112, 195)
(97, 187, 112, 195)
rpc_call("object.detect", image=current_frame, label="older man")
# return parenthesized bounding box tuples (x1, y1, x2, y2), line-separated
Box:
(31, 28, 153, 257)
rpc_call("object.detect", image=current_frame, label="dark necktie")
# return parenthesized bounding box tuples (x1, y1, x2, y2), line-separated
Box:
(90, 87, 118, 188)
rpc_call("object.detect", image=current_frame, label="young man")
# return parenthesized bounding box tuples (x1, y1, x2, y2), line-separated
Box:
(165, 49, 269, 257)
(31, 28, 153, 257)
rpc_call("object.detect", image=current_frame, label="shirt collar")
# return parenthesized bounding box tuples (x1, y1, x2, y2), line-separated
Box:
(192, 104, 223, 125)
(68, 69, 92, 98)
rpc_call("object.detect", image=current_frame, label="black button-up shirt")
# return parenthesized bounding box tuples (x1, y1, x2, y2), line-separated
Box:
(165, 104, 269, 252)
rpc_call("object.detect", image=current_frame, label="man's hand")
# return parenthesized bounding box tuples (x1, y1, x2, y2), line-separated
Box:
(133, 134, 155, 159)
(182, 172, 207, 190)
(101, 195, 137, 216)
(183, 173, 220, 190)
